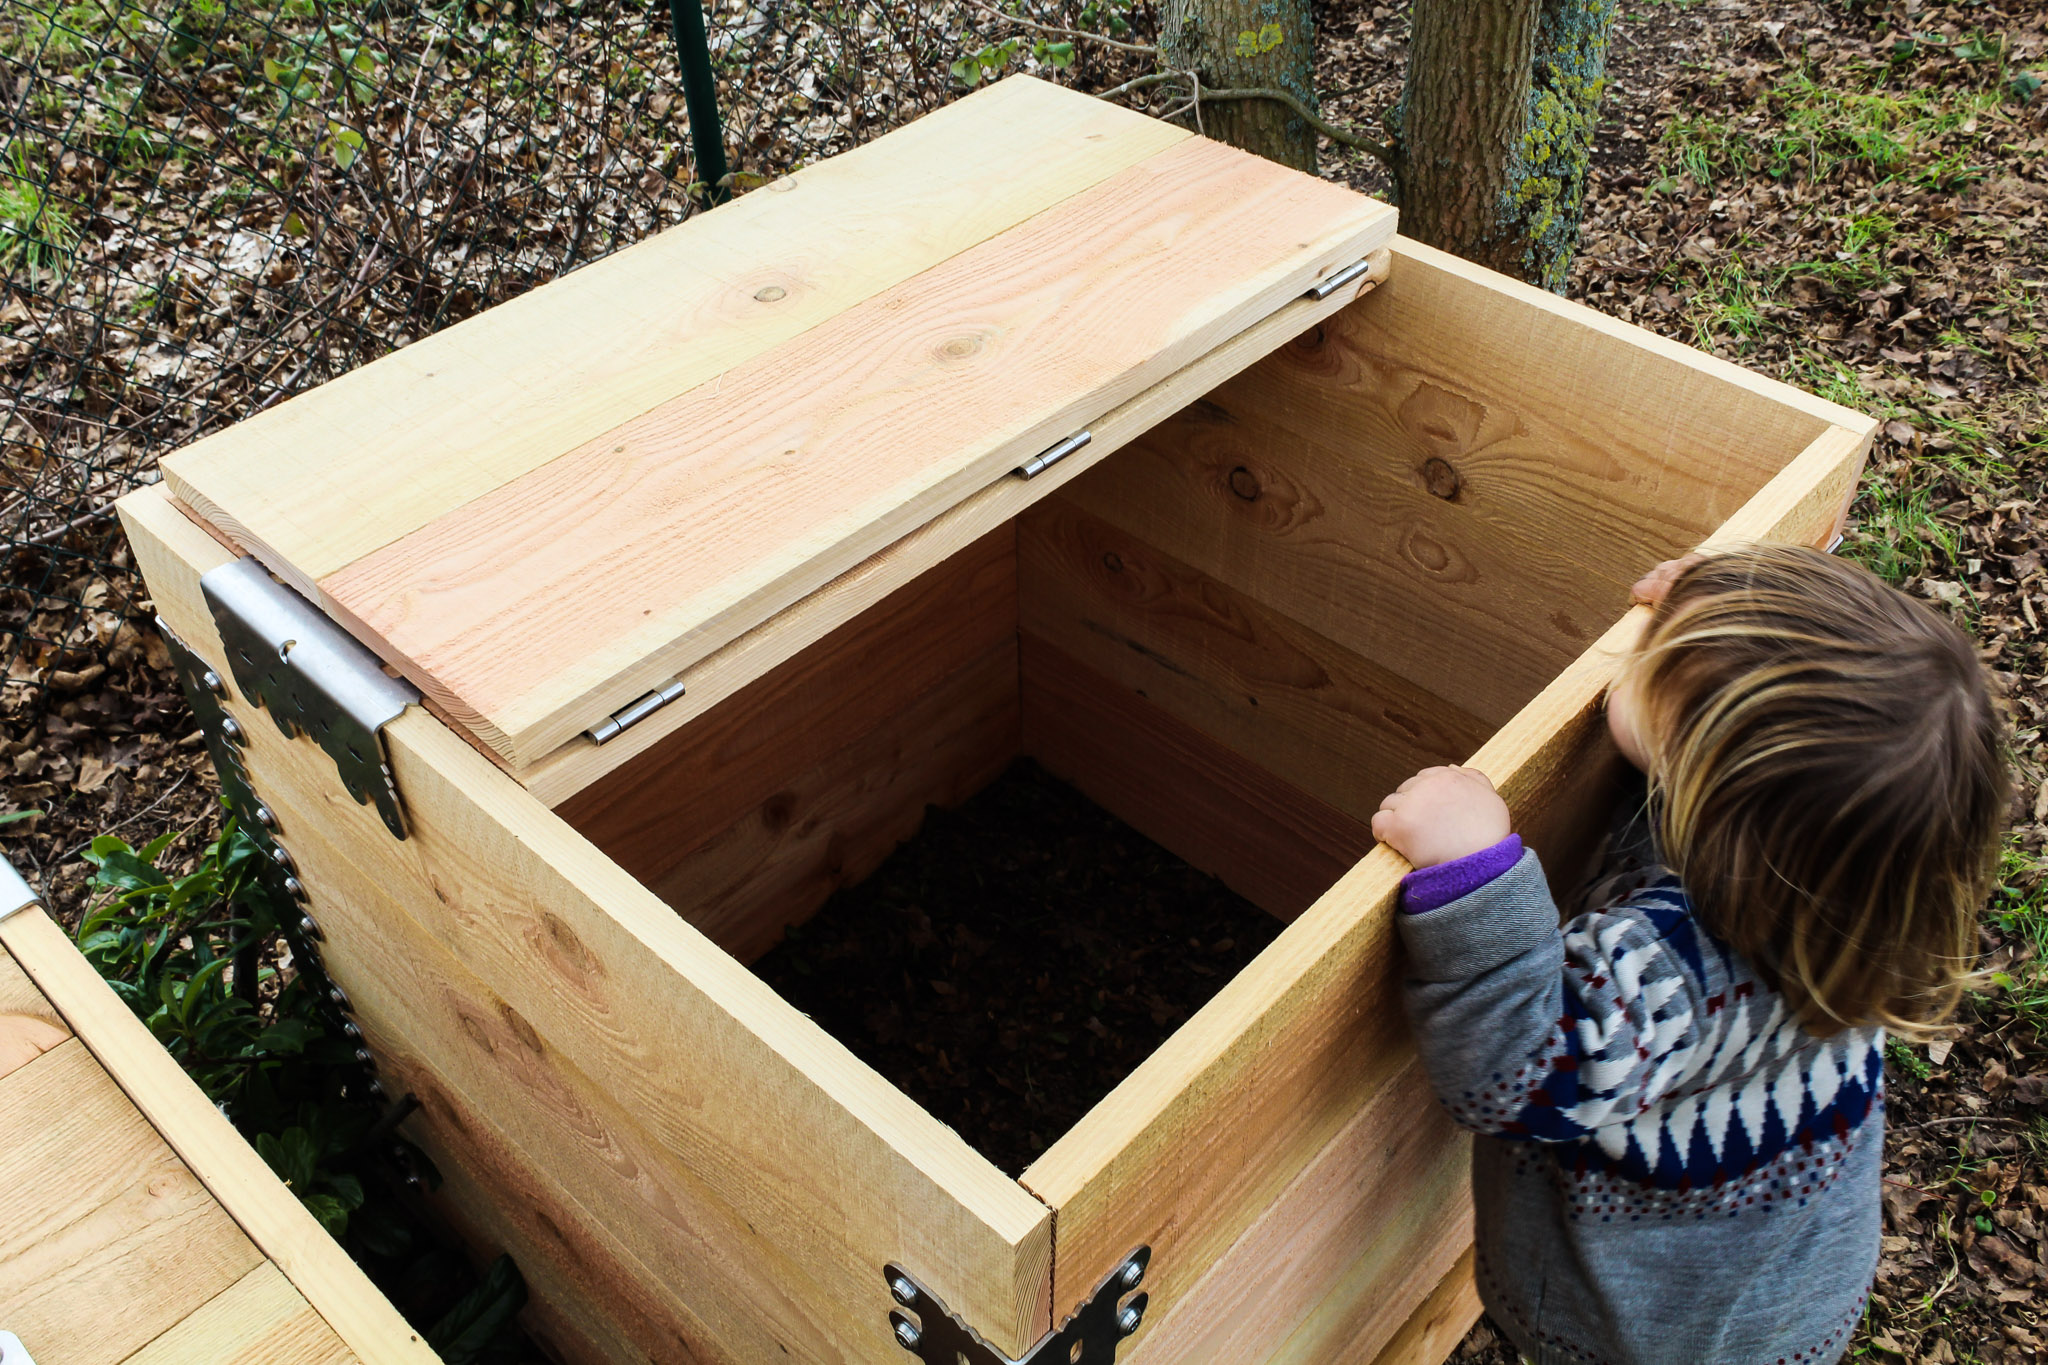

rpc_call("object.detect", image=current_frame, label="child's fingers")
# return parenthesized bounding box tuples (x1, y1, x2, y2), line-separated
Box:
(1631, 554, 1704, 605)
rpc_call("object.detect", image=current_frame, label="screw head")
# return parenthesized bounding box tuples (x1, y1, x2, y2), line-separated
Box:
(1118, 1303, 1144, 1337)
(284, 876, 307, 903)
(253, 804, 277, 830)
(200, 669, 225, 696)
(889, 1275, 917, 1307)
(342, 1020, 364, 1041)
(893, 1319, 921, 1350)
(367, 1079, 387, 1100)
(272, 845, 297, 875)
(354, 1047, 375, 1066)
(1120, 1259, 1144, 1289)
(298, 913, 323, 941)
(219, 717, 244, 744)
(329, 984, 352, 1009)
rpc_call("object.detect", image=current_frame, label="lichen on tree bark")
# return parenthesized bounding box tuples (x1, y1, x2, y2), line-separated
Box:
(1391, 0, 1617, 291)
(1162, 0, 1319, 172)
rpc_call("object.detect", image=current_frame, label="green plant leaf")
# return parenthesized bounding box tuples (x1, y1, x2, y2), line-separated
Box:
(428, 1255, 528, 1363)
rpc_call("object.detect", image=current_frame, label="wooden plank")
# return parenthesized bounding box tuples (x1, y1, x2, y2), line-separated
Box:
(1124, 1062, 1471, 1365)
(119, 482, 1056, 1360)
(1019, 400, 1865, 1346)
(1022, 635, 1371, 921)
(122, 1263, 359, 1365)
(518, 251, 1391, 806)
(0, 907, 441, 1365)
(1018, 497, 1492, 825)
(0, 944, 58, 1017)
(315, 140, 1393, 769)
(162, 76, 1189, 591)
(1361, 1249, 1482, 1365)
(0, 944, 69, 1081)
(237, 770, 808, 1364)
(1057, 237, 1869, 729)
(0, 1039, 262, 1365)
(556, 525, 1016, 900)
(641, 643, 1019, 963)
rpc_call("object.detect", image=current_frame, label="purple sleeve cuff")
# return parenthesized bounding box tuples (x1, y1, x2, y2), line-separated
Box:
(1400, 835, 1524, 914)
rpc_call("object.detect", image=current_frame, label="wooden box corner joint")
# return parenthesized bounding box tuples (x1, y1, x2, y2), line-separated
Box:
(886, 1248, 1151, 1365)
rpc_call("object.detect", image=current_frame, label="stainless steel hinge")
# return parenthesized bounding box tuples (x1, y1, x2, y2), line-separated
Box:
(157, 615, 390, 1102)
(201, 557, 419, 839)
(885, 1247, 1150, 1365)
(587, 679, 687, 744)
(1014, 430, 1091, 480)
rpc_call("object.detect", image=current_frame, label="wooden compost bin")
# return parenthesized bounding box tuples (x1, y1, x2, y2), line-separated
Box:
(114, 75, 1876, 1365)
(0, 873, 435, 1365)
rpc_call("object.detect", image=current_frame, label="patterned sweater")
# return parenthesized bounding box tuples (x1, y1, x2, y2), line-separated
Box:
(1395, 819, 1884, 1364)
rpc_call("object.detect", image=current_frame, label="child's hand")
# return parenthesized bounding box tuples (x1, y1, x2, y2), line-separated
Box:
(1372, 766, 1512, 869)
(1630, 554, 1705, 607)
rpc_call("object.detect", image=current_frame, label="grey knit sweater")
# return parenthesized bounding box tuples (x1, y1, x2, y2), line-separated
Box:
(1396, 827, 1884, 1364)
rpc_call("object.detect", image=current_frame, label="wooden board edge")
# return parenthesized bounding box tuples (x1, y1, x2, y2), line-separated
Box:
(1699, 422, 1872, 552)
(1390, 237, 1880, 441)
(517, 249, 1395, 805)
(1364, 1247, 1482, 1365)
(0, 906, 439, 1365)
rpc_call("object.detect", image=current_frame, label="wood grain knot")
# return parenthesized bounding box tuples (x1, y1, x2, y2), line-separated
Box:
(1101, 551, 1126, 575)
(1228, 466, 1262, 502)
(1421, 458, 1461, 500)
(753, 285, 787, 302)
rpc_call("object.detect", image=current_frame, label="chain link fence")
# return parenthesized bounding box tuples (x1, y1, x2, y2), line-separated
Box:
(0, 0, 1149, 719)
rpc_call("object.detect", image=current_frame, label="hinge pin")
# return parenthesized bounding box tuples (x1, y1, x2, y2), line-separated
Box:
(588, 680, 687, 745)
(1014, 429, 1091, 480)
(1306, 256, 1374, 301)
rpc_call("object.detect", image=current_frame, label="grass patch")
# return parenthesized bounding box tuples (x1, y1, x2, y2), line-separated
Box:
(1984, 841, 2048, 1042)
(0, 139, 79, 271)
(1657, 53, 2018, 194)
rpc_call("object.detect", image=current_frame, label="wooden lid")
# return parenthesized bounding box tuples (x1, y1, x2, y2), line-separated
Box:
(162, 78, 1395, 773)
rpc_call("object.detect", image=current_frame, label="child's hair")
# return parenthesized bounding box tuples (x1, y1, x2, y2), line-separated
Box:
(1617, 544, 2008, 1038)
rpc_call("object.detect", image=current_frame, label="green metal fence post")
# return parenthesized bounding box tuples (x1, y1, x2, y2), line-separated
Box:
(666, 0, 731, 206)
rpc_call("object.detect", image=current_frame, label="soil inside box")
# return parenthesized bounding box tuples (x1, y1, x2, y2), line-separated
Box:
(751, 758, 1287, 1176)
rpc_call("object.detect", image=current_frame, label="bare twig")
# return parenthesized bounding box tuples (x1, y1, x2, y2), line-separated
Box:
(1192, 86, 1395, 163)
(1094, 70, 1182, 102)
(961, 0, 1157, 54)
(1095, 71, 1394, 166)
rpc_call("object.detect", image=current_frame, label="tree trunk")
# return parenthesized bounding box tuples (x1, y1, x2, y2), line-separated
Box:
(1392, 0, 1616, 290)
(1162, 0, 1318, 173)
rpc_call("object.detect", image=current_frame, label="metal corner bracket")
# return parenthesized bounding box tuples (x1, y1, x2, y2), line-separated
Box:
(200, 557, 420, 839)
(884, 1247, 1150, 1365)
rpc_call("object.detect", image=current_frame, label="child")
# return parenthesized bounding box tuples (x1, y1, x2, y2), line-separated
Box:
(1371, 545, 2008, 1365)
